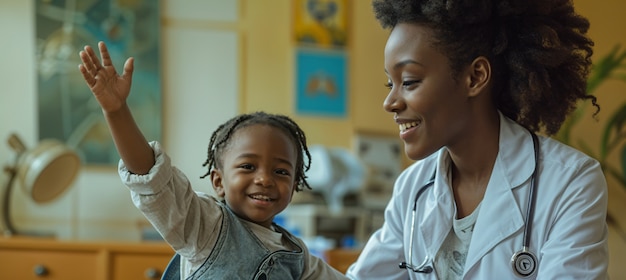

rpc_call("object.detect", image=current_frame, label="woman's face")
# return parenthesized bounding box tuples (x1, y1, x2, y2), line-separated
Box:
(211, 124, 297, 228)
(383, 23, 474, 160)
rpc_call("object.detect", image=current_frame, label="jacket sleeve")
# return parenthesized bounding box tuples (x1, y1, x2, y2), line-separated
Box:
(537, 158, 608, 279)
(301, 251, 350, 280)
(119, 141, 222, 263)
(346, 172, 412, 280)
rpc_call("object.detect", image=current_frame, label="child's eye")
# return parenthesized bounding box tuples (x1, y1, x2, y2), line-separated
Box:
(384, 82, 393, 89)
(275, 169, 290, 176)
(239, 164, 254, 170)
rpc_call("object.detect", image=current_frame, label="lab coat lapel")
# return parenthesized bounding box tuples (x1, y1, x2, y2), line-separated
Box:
(464, 161, 524, 271)
(464, 113, 536, 274)
(419, 150, 455, 255)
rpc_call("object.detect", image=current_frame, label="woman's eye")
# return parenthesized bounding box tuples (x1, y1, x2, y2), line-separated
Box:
(385, 80, 420, 90)
(402, 80, 420, 87)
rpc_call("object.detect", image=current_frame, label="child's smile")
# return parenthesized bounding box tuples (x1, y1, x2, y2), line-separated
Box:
(249, 193, 274, 202)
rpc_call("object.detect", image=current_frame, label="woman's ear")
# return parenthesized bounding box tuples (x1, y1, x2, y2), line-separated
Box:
(466, 56, 491, 97)
(210, 169, 225, 197)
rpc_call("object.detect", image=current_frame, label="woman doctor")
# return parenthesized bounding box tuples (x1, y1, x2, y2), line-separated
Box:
(346, 0, 609, 279)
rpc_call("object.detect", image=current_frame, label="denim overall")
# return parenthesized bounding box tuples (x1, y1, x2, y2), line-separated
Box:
(162, 204, 305, 280)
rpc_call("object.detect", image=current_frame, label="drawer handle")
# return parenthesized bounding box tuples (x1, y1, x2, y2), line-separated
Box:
(145, 268, 161, 279)
(33, 264, 49, 276)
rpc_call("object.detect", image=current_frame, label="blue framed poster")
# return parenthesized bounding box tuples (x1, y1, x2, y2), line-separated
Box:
(295, 48, 347, 118)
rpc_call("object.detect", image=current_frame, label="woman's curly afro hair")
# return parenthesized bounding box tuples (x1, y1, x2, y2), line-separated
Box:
(373, 0, 599, 135)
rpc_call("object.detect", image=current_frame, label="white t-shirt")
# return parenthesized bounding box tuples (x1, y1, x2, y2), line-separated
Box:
(435, 204, 481, 279)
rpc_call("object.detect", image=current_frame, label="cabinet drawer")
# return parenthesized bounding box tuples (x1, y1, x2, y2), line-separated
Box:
(111, 252, 173, 280)
(0, 249, 99, 280)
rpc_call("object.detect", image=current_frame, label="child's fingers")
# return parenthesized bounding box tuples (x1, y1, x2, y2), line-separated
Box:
(98, 41, 113, 67)
(84, 45, 101, 70)
(79, 51, 93, 74)
(80, 47, 100, 77)
(122, 57, 134, 81)
(78, 64, 95, 88)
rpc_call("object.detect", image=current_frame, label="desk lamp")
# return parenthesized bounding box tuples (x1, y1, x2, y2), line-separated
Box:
(2, 133, 81, 236)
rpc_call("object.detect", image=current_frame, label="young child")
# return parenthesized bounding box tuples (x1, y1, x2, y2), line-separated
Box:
(78, 41, 349, 279)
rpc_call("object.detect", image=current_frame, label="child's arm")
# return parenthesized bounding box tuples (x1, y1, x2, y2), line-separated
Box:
(78, 41, 154, 174)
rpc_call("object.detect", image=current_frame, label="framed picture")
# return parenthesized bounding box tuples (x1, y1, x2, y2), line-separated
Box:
(295, 48, 348, 118)
(293, 0, 348, 48)
(35, 0, 161, 165)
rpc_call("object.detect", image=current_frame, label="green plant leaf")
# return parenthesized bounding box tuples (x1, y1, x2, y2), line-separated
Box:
(555, 45, 626, 145)
(587, 44, 626, 93)
(620, 144, 626, 183)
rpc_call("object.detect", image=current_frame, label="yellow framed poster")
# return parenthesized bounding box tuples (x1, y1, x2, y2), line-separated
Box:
(293, 0, 348, 48)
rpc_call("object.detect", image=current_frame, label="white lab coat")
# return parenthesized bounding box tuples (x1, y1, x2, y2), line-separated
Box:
(347, 114, 608, 279)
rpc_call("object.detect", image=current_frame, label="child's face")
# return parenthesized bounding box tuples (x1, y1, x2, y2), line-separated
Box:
(210, 124, 298, 228)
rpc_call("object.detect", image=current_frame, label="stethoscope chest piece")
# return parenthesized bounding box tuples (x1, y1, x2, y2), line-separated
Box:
(511, 247, 537, 277)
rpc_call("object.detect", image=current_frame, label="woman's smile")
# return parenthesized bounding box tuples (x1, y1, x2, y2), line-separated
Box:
(397, 118, 422, 140)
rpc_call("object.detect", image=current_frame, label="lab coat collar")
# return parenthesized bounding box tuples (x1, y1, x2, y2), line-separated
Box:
(496, 111, 536, 189)
(463, 112, 537, 274)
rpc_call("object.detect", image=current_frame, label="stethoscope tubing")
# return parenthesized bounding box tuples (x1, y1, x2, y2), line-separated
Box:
(398, 174, 434, 272)
(523, 132, 540, 249)
(401, 131, 540, 277)
(511, 131, 540, 278)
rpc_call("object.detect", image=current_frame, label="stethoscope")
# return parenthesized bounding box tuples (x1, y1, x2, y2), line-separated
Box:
(399, 132, 540, 277)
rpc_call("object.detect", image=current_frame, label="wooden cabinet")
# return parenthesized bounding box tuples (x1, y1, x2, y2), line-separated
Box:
(0, 237, 173, 280)
(0, 237, 363, 278)
(110, 251, 173, 279)
(0, 249, 101, 279)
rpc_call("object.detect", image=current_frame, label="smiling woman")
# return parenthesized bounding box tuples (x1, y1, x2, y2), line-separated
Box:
(347, 0, 608, 279)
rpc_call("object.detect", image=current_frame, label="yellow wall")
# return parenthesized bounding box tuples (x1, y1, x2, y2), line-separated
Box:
(242, 0, 392, 149)
(241, 1, 626, 174)
(572, 1, 626, 278)
(243, 0, 626, 220)
(0, 0, 394, 241)
(242, 1, 626, 277)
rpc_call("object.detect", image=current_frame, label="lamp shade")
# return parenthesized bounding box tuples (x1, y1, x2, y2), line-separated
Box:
(2, 133, 81, 236)
(13, 138, 81, 203)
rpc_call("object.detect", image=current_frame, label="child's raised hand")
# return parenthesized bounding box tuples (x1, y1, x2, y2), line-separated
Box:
(79, 41, 134, 113)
